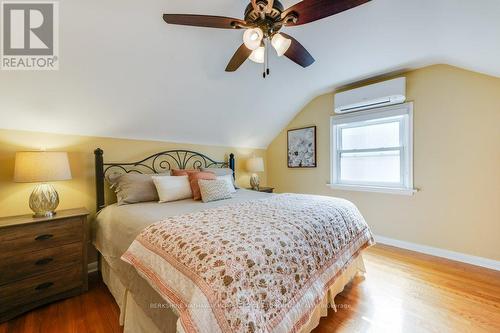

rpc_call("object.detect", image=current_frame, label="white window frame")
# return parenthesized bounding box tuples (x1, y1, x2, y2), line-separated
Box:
(329, 102, 416, 195)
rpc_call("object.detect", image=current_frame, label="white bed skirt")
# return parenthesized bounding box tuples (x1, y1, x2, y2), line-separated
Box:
(100, 255, 366, 333)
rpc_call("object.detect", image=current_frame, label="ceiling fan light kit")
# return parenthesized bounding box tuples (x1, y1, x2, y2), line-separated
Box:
(243, 28, 264, 50)
(163, 0, 371, 77)
(249, 46, 266, 64)
(271, 33, 292, 56)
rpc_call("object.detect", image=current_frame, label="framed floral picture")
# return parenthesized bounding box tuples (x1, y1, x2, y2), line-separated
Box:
(287, 126, 317, 168)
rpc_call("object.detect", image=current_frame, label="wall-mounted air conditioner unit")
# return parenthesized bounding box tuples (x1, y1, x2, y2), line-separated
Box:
(334, 77, 406, 114)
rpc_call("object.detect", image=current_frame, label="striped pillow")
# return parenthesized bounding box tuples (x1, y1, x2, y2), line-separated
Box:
(198, 179, 233, 203)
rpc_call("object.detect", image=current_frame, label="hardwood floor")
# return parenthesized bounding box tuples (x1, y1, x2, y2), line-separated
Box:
(1, 244, 499, 333)
(0, 273, 121, 333)
(313, 245, 500, 333)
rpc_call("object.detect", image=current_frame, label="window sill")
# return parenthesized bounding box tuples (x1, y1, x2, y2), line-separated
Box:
(326, 183, 418, 196)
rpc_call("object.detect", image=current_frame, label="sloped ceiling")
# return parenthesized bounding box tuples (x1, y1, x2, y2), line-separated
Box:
(1, 0, 499, 148)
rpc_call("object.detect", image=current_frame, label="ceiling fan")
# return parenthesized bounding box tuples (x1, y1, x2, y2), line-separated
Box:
(163, 0, 371, 77)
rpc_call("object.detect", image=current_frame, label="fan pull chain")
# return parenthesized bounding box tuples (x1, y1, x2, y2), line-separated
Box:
(262, 38, 270, 79)
(263, 40, 267, 79)
(266, 37, 270, 76)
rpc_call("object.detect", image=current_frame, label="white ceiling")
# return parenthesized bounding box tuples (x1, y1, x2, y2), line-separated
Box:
(1, 0, 499, 148)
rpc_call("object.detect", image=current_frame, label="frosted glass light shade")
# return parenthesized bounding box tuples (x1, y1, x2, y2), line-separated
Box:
(14, 151, 72, 183)
(271, 33, 291, 56)
(243, 28, 263, 50)
(246, 157, 265, 172)
(249, 47, 265, 63)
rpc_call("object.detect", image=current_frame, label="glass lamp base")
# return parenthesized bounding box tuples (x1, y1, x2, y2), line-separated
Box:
(33, 211, 56, 218)
(250, 174, 260, 191)
(29, 183, 59, 218)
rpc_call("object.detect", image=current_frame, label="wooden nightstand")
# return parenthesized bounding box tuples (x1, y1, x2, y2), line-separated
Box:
(247, 187, 275, 193)
(0, 208, 89, 322)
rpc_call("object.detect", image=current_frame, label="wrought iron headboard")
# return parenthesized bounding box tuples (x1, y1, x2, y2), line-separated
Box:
(94, 148, 235, 211)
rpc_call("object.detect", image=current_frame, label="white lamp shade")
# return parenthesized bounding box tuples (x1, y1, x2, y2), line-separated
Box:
(271, 33, 291, 56)
(246, 157, 265, 173)
(249, 46, 265, 64)
(14, 151, 72, 183)
(243, 28, 264, 50)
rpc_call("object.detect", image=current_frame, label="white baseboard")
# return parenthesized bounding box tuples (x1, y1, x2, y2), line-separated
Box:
(88, 261, 98, 274)
(374, 235, 500, 271)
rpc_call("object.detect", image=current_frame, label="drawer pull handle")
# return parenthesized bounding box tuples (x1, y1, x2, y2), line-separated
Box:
(35, 282, 54, 291)
(35, 258, 54, 266)
(35, 234, 54, 241)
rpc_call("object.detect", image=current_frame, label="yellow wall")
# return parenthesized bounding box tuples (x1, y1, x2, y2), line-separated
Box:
(267, 65, 500, 261)
(1, 64, 499, 263)
(0, 130, 267, 261)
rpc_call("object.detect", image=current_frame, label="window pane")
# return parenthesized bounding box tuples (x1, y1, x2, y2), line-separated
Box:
(340, 151, 401, 184)
(341, 120, 400, 150)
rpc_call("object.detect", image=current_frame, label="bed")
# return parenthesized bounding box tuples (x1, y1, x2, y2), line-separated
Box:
(92, 149, 374, 333)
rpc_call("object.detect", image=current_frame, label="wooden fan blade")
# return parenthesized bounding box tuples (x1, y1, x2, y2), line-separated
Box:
(280, 33, 315, 68)
(225, 44, 252, 72)
(282, 0, 371, 26)
(163, 14, 246, 29)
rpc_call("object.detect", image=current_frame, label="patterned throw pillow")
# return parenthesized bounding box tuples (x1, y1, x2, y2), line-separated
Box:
(198, 179, 233, 203)
(200, 167, 239, 189)
(188, 171, 216, 200)
(216, 174, 237, 193)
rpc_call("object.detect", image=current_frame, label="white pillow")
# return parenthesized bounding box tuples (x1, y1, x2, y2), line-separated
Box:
(216, 174, 237, 193)
(152, 175, 192, 203)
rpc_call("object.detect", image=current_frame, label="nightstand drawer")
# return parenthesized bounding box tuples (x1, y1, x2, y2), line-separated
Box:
(0, 242, 82, 285)
(0, 208, 89, 323)
(0, 217, 82, 256)
(0, 266, 82, 312)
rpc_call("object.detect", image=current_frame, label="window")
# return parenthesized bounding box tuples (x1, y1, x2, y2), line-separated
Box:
(330, 103, 414, 195)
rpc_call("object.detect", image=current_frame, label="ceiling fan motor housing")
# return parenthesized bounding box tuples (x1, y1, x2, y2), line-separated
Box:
(244, 0, 286, 37)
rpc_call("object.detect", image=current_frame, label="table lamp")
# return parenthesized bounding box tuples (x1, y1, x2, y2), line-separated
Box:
(246, 156, 264, 190)
(14, 151, 72, 218)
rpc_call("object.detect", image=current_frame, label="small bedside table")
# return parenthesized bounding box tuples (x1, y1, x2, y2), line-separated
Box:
(247, 187, 275, 193)
(0, 208, 89, 322)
